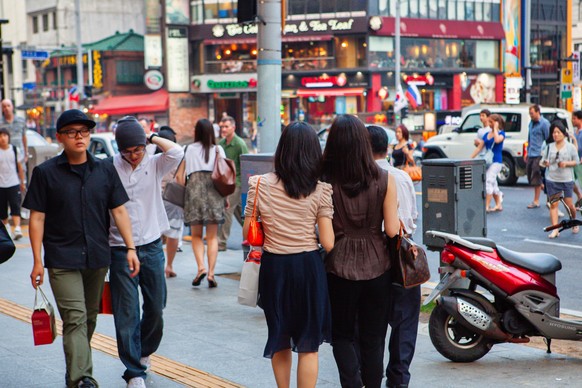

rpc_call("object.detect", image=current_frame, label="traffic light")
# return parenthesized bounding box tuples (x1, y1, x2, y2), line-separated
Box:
(401, 107, 409, 119)
(84, 85, 93, 98)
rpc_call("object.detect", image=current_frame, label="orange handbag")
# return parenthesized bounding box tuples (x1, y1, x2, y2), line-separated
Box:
(247, 176, 264, 246)
(403, 162, 422, 182)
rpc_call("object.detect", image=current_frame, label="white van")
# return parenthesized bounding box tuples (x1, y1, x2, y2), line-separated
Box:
(422, 104, 572, 185)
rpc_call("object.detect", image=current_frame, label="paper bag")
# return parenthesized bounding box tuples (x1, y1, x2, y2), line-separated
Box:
(32, 286, 57, 346)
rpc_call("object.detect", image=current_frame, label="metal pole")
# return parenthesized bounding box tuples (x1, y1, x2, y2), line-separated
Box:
(524, 0, 531, 103)
(395, 0, 401, 124)
(257, 0, 282, 153)
(75, 0, 84, 102)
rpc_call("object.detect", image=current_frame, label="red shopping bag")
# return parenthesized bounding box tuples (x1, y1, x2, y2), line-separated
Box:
(31, 286, 57, 346)
(99, 279, 113, 315)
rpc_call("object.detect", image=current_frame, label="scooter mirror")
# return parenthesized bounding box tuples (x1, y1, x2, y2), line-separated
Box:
(548, 192, 564, 205)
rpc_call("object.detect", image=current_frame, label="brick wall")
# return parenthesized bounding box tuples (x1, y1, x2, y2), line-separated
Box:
(168, 93, 208, 144)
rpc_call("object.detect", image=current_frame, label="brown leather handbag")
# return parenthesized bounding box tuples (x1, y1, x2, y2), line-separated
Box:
(211, 147, 237, 197)
(388, 222, 430, 288)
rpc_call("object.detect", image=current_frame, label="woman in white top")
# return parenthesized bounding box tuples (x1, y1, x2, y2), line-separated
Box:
(176, 119, 226, 287)
(540, 121, 579, 238)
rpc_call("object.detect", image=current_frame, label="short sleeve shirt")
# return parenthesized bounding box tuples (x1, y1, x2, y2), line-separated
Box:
(23, 152, 129, 269)
(527, 116, 550, 158)
(219, 135, 248, 186)
(244, 173, 333, 254)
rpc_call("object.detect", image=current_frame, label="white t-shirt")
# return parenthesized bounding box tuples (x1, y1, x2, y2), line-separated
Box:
(0, 145, 20, 188)
(185, 143, 226, 174)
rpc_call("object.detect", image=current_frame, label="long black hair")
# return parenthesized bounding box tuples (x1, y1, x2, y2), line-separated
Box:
(322, 114, 379, 197)
(274, 121, 322, 199)
(194, 119, 216, 163)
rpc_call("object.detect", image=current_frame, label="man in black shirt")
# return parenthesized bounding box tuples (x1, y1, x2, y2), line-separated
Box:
(24, 109, 139, 388)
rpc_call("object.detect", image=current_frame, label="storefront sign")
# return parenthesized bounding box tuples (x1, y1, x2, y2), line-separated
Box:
(144, 69, 164, 90)
(92, 51, 103, 89)
(211, 18, 361, 38)
(460, 73, 496, 107)
(504, 76, 522, 104)
(167, 27, 190, 92)
(145, 35, 163, 69)
(301, 74, 347, 88)
(404, 74, 434, 86)
(191, 74, 258, 93)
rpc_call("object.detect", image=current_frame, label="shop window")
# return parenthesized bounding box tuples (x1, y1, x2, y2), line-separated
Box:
(482, 2, 491, 21)
(456, 0, 465, 19)
(191, 0, 204, 23)
(116, 60, 144, 85)
(43, 14, 49, 32)
(409, 0, 419, 18)
(206, 43, 259, 73)
(336, 37, 360, 68)
(306, 1, 320, 14)
(491, 1, 500, 21)
(282, 40, 334, 70)
(399, 0, 409, 17)
(474, 1, 483, 20)
(32, 16, 38, 34)
(447, 0, 455, 19)
(290, 0, 306, 15)
(336, 0, 350, 12)
(204, 0, 219, 20)
(219, 0, 235, 19)
(465, 0, 474, 20)
(438, 0, 447, 19)
(53, 12, 57, 30)
(428, 1, 438, 18)
(475, 41, 498, 68)
(369, 36, 394, 68)
(351, 0, 366, 12)
(321, 0, 335, 13)
(378, 0, 389, 16)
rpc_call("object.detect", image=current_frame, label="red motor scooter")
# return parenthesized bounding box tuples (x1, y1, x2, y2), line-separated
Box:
(424, 193, 582, 362)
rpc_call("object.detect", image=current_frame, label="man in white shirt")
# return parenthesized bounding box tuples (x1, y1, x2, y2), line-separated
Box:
(368, 125, 420, 388)
(108, 116, 183, 388)
(475, 109, 491, 157)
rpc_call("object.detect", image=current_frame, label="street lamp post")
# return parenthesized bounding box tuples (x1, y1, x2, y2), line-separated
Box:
(394, 0, 401, 125)
(523, 65, 542, 104)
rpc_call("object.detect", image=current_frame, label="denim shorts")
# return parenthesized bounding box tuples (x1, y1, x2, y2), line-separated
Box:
(545, 179, 574, 198)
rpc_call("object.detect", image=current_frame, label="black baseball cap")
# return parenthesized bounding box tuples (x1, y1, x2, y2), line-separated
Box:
(56, 109, 96, 132)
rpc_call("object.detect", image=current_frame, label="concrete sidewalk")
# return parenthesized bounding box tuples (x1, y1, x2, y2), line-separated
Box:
(1, 236, 582, 387)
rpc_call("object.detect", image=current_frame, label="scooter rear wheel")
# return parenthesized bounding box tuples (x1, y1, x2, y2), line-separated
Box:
(429, 303, 494, 362)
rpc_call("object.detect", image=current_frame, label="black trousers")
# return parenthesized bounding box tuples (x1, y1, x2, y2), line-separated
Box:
(328, 271, 391, 388)
(385, 284, 421, 387)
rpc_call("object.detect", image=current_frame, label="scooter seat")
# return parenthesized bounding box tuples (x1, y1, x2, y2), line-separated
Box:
(464, 237, 497, 249)
(496, 245, 562, 275)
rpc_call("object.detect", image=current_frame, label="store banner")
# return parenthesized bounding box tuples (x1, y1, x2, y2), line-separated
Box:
(460, 73, 496, 107)
(145, 35, 163, 69)
(191, 74, 259, 93)
(167, 27, 190, 92)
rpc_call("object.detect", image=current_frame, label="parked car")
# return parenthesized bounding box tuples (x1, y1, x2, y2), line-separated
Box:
(422, 104, 572, 185)
(89, 132, 118, 159)
(26, 129, 60, 183)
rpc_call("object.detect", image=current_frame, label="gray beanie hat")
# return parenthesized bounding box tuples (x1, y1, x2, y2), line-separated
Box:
(116, 116, 146, 150)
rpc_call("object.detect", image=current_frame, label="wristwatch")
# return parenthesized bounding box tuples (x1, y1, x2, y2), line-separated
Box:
(148, 132, 159, 144)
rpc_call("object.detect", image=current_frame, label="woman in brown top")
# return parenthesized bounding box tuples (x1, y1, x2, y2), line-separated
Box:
(322, 114, 399, 388)
(243, 122, 334, 388)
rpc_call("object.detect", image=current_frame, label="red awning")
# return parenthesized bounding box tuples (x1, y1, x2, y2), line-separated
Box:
(374, 18, 505, 40)
(297, 88, 364, 97)
(91, 90, 169, 116)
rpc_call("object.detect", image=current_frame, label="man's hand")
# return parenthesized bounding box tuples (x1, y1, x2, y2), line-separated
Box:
(30, 263, 44, 288)
(127, 250, 140, 278)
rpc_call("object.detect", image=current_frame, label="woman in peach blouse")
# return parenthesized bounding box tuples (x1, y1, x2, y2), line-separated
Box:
(243, 122, 334, 388)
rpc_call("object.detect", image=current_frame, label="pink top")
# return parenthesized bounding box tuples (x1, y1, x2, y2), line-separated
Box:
(245, 172, 333, 255)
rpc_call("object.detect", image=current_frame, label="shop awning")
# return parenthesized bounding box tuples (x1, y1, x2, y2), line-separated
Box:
(297, 88, 364, 97)
(375, 18, 505, 40)
(91, 90, 169, 116)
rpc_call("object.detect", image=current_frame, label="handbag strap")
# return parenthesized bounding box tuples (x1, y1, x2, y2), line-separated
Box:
(174, 144, 189, 179)
(34, 286, 49, 309)
(251, 176, 261, 219)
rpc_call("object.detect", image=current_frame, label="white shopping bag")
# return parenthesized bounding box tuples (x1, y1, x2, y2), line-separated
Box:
(237, 249, 261, 307)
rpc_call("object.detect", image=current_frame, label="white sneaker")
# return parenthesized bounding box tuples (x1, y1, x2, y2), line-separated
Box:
(558, 209, 565, 217)
(13, 227, 22, 241)
(5, 225, 13, 240)
(127, 377, 146, 388)
(140, 356, 151, 371)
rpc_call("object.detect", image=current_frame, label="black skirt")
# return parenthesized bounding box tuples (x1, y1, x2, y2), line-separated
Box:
(259, 250, 332, 358)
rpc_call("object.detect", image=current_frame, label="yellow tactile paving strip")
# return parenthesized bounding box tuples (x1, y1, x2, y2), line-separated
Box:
(0, 297, 243, 387)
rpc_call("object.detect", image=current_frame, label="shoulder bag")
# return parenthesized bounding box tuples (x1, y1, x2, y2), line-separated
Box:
(402, 161, 422, 182)
(387, 222, 430, 288)
(162, 145, 188, 208)
(247, 176, 264, 247)
(0, 222, 15, 264)
(211, 146, 237, 197)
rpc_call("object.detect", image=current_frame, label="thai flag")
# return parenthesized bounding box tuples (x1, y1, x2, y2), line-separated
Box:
(405, 84, 422, 109)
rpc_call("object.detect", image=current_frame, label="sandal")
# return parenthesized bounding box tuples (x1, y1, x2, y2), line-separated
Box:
(208, 278, 218, 288)
(527, 202, 540, 209)
(192, 272, 207, 286)
(548, 230, 559, 239)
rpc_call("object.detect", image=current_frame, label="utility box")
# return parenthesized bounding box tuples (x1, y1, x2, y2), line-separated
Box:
(422, 159, 487, 250)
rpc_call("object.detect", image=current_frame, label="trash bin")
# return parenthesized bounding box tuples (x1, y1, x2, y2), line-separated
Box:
(422, 158, 487, 251)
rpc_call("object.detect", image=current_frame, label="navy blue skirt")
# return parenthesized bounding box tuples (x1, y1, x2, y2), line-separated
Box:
(259, 250, 332, 358)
